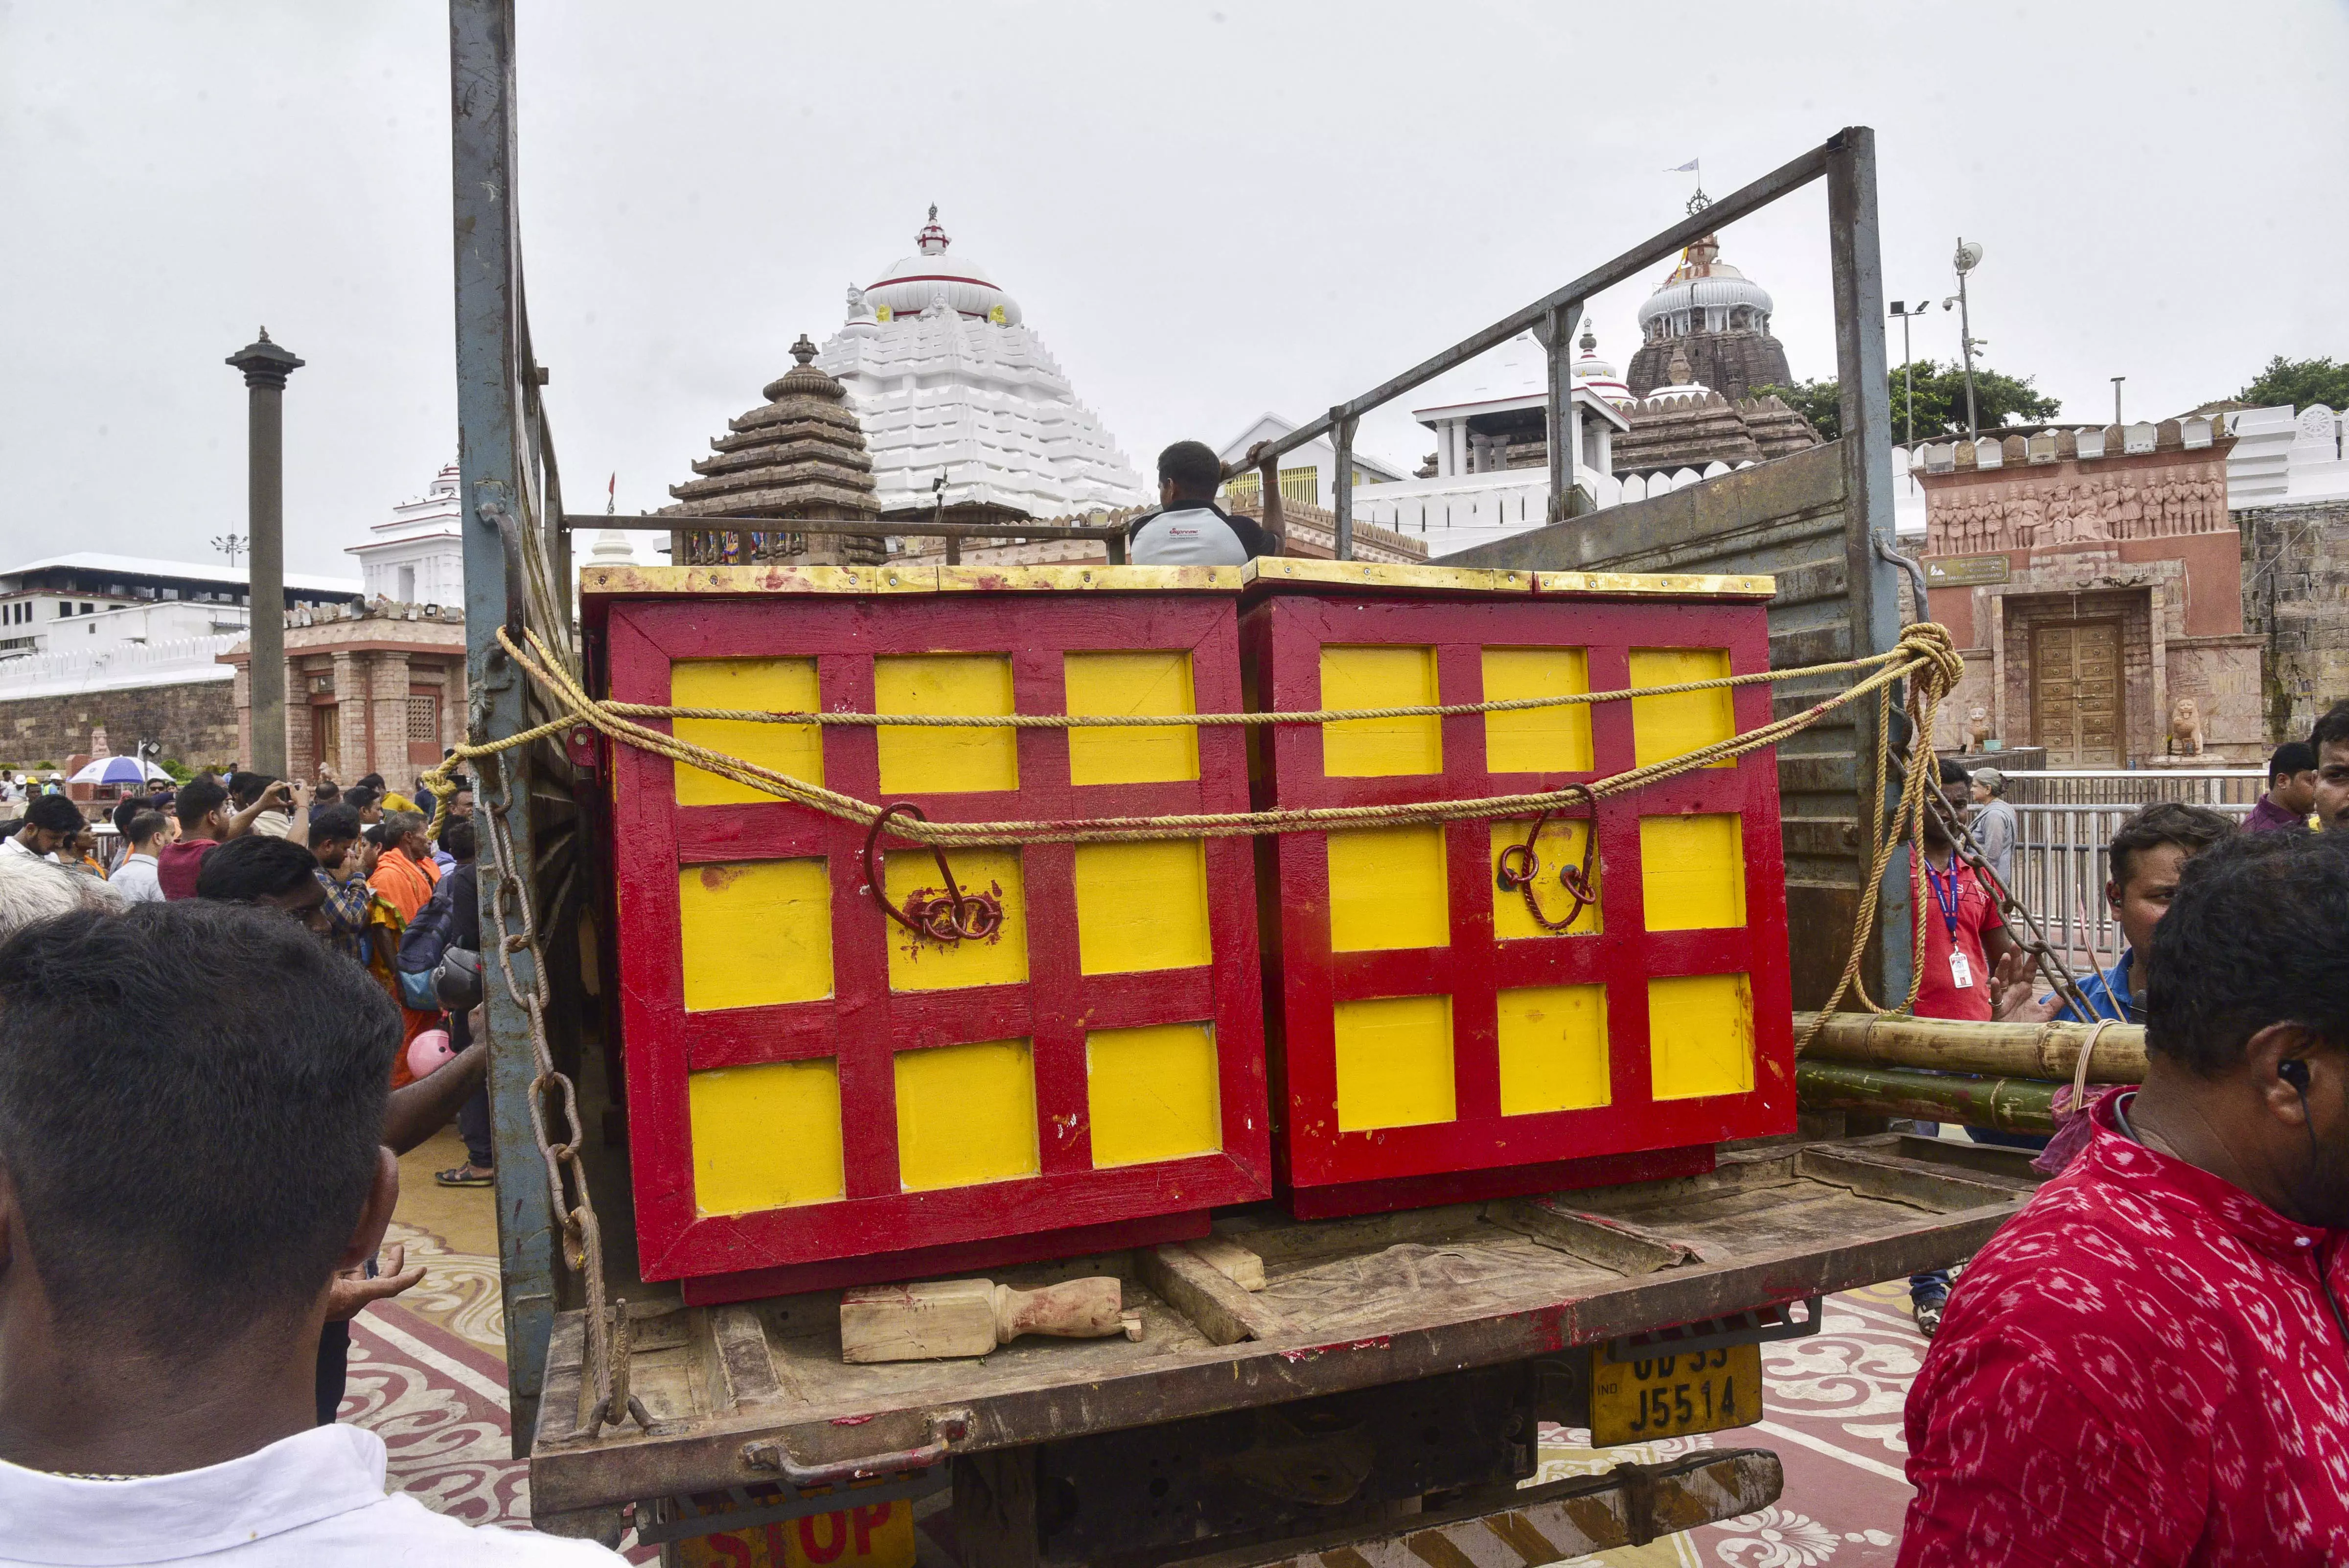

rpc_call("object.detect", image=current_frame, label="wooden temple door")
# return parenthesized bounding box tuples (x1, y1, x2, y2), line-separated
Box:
(2032, 621, 2122, 766)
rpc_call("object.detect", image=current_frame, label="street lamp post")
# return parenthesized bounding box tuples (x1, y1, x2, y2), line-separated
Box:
(226, 328, 304, 777)
(1943, 239, 1985, 439)
(1888, 300, 1930, 448)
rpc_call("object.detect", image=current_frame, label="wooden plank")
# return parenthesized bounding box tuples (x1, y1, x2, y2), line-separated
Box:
(1138, 1245, 1287, 1347)
(1187, 1235, 1267, 1291)
(1486, 1197, 1701, 1274)
(1794, 1147, 2038, 1213)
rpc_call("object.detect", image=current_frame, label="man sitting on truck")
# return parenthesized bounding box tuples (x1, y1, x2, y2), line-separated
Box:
(0, 900, 613, 1564)
(1127, 440, 1268, 565)
(1899, 830, 2349, 1566)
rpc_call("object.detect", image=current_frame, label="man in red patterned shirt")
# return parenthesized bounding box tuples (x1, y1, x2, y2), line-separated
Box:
(1900, 829, 2349, 1565)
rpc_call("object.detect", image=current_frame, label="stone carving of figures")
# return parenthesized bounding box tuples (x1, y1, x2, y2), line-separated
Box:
(2047, 487, 2075, 543)
(2071, 484, 2107, 541)
(2011, 495, 2044, 547)
(2116, 482, 2142, 538)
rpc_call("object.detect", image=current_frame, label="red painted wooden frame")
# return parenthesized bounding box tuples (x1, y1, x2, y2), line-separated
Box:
(1241, 590, 1795, 1216)
(606, 593, 1271, 1289)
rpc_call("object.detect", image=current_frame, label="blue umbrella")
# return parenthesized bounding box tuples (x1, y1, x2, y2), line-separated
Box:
(67, 756, 168, 786)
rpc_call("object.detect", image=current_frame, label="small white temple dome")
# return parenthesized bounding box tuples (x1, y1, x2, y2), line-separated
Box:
(1574, 327, 1635, 408)
(858, 207, 1024, 327)
(1635, 235, 1774, 342)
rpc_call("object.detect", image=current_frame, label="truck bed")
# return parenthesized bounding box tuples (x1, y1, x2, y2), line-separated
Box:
(530, 1133, 2036, 1514)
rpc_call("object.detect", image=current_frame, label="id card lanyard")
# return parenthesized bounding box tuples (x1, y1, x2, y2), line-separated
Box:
(1923, 855, 1973, 989)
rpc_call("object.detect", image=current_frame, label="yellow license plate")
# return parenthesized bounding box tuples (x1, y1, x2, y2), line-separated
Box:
(1589, 1340, 1762, 1447)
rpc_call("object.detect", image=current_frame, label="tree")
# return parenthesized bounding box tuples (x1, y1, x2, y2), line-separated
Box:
(1754, 359, 2063, 444)
(2236, 355, 2349, 412)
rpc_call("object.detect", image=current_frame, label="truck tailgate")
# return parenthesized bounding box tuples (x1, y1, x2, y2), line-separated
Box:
(530, 1133, 2033, 1513)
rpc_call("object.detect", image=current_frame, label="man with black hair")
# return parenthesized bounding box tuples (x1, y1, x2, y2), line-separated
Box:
(344, 783, 383, 826)
(2306, 699, 2349, 833)
(1901, 831, 2349, 1565)
(110, 810, 171, 904)
(157, 775, 287, 900)
(196, 834, 333, 929)
(1995, 801, 2237, 1029)
(307, 803, 379, 964)
(1127, 439, 1268, 565)
(2248, 740, 2319, 833)
(3, 793, 83, 863)
(0, 903, 615, 1563)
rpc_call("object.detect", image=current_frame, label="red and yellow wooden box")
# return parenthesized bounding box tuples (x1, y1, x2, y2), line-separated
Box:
(585, 563, 1271, 1302)
(1239, 560, 1796, 1219)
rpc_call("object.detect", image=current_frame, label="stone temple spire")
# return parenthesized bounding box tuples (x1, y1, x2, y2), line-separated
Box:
(659, 333, 884, 564)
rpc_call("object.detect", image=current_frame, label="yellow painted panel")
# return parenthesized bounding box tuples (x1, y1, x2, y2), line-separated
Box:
(1321, 645, 1441, 776)
(875, 654, 1017, 793)
(1333, 995, 1456, 1131)
(1648, 973, 1756, 1101)
(1488, 817, 1602, 939)
(1629, 647, 1736, 768)
(671, 658, 825, 806)
(688, 1058, 844, 1215)
(896, 1039, 1038, 1191)
(1640, 815, 1747, 931)
(1496, 985, 1611, 1115)
(678, 859, 833, 1012)
(1327, 825, 1449, 952)
(1075, 839, 1210, 974)
(1064, 651, 1199, 784)
(1087, 1022, 1221, 1167)
(883, 846, 1027, 992)
(1482, 647, 1593, 774)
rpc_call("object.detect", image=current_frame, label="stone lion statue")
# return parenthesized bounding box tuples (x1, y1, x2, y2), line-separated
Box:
(1964, 704, 1992, 754)
(2167, 696, 2204, 757)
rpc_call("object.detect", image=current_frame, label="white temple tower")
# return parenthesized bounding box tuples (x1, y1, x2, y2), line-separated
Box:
(815, 208, 1151, 520)
(347, 462, 466, 605)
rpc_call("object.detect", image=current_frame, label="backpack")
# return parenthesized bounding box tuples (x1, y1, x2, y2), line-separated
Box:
(397, 877, 461, 1010)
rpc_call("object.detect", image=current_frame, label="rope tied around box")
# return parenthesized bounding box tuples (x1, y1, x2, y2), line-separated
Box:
(420, 623, 1964, 965)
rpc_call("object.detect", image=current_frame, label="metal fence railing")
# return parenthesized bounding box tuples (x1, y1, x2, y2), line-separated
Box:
(1996, 769, 2265, 964)
(1999, 768, 2265, 808)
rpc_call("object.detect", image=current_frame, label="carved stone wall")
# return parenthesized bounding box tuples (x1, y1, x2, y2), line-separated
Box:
(1925, 449, 2231, 553)
(2239, 496, 2349, 742)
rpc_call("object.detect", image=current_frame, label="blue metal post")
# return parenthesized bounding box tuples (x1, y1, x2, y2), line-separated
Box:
(449, 0, 558, 1459)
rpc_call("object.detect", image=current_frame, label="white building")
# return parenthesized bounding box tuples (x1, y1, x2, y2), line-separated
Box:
(815, 209, 1151, 519)
(0, 554, 363, 666)
(1215, 414, 1411, 513)
(349, 461, 467, 605)
(1336, 330, 1635, 552)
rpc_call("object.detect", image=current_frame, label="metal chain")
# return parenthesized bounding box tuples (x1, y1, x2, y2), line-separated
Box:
(479, 751, 651, 1439)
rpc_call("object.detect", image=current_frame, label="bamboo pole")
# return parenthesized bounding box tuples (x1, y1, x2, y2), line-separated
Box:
(1793, 1011, 2144, 1085)
(1796, 1061, 2057, 1134)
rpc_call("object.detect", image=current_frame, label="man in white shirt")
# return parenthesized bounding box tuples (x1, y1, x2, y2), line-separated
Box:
(1127, 440, 1270, 566)
(0, 900, 621, 1566)
(2, 793, 83, 862)
(107, 809, 171, 903)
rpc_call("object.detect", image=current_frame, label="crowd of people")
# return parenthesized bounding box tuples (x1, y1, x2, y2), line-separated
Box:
(5, 695, 2349, 1564)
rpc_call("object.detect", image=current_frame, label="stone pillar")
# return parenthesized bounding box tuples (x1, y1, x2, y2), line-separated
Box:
(369, 653, 412, 785)
(330, 650, 367, 783)
(225, 330, 304, 776)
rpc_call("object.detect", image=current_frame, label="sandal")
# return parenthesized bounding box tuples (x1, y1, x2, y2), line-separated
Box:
(435, 1164, 495, 1187)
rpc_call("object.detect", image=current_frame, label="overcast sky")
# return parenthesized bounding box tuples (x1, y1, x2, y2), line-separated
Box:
(4, 0, 2344, 578)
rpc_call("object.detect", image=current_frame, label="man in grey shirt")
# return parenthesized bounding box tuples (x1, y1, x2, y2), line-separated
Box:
(1967, 765, 2018, 889)
(1127, 441, 1269, 566)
